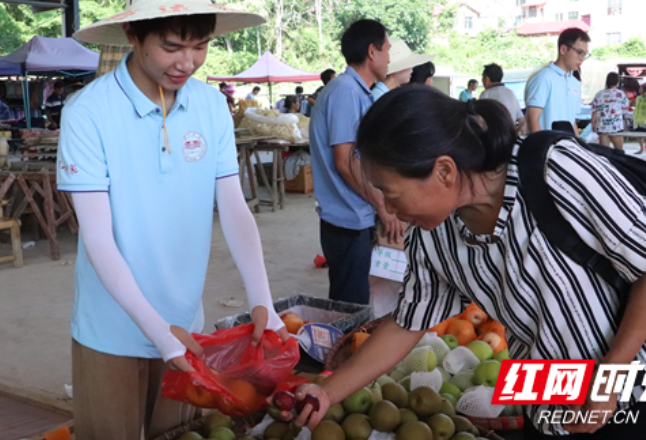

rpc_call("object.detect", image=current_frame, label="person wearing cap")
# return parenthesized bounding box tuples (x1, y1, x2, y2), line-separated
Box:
(57, 2, 287, 439)
(309, 19, 404, 306)
(371, 37, 435, 101)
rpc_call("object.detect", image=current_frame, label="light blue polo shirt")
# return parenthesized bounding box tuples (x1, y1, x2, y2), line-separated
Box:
(371, 82, 390, 101)
(309, 66, 375, 230)
(57, 54, 238, 358)
(526, 62, 582, 130)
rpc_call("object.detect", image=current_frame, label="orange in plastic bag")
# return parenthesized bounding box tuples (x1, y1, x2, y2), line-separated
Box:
(162, 324, 307, 417)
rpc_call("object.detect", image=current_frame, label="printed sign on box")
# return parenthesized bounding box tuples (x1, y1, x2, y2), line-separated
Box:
(370, 245, 407, 282)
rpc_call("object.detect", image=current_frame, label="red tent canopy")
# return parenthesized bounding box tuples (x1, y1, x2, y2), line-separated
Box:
(207, 51, 320, 83)
(517, 19, 590, 36)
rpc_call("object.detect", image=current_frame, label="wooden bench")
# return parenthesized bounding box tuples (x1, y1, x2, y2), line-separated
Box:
(0, 200, 23, 268)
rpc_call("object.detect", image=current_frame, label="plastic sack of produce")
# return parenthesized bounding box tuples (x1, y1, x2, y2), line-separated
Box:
(161, 323, 307, 417)
(240, 108, 303, 142)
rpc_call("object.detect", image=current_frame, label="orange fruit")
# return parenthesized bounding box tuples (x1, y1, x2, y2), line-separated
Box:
(459, 302, 489, 327)
(281, 312, 305, 334)
(185, 383, 219, 408)
(44, 427, 71, 440)
(476, 319, 506, 337)
(428, 317, 455, 336)
(351, 332, 371, 353)
(223, 378, 260, 411)
(446, 318, 477, 346)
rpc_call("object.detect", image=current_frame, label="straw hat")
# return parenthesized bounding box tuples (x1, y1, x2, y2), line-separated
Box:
(73, 0, 266, 45)
(387, 37, 436, 76)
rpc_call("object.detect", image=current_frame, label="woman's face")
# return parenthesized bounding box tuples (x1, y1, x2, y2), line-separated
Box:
(365, 159, 462, 231)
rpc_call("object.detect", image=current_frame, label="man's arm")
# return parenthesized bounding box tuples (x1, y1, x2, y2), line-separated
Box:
(215, 175, 289, 342)
(526, 107, 543, 133)
(517, 117, 527, 136)
(334, 143, 404, 243)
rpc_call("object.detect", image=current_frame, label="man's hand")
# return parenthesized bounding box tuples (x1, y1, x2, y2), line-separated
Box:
(378, 209, 405, 245)
(167, 325, 204, 372)
(251, 305, 290, 346)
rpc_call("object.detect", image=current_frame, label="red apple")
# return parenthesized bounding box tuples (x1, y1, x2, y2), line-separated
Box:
(297, 394, 320, 413)
(272, 390, 297, 411)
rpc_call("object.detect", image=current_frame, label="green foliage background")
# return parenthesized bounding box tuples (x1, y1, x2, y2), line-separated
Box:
(1, 0, 644, 87)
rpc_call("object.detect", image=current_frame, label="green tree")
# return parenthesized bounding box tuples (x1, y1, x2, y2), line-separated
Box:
(591, 36, 646, 61)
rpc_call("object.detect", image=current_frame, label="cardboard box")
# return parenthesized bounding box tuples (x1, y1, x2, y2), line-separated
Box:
(285, 164, 314, 194)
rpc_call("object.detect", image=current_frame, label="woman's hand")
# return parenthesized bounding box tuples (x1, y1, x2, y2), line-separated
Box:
(267, 383, 332, 430)
(293, 383, 332, 430)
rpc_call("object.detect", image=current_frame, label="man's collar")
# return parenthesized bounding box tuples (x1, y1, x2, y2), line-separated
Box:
(549, 62, 572, 77)
(491, 83, 505, 88)
(114, 53, 189, 118)
(345, 66, 373, 95)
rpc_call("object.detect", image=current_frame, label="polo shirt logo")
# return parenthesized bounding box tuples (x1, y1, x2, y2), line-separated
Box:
(182, 131, 207, 162)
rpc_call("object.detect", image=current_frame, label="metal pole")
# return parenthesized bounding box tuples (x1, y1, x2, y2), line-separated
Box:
(268, 82, 273, 108)
(63, 0, 79, 38)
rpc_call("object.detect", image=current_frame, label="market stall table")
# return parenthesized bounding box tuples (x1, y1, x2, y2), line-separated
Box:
(0, 169, 77, 260)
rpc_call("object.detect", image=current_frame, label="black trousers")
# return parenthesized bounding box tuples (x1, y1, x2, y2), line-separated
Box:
(319, 219, 374, 305)
(523, 403, 646, 439)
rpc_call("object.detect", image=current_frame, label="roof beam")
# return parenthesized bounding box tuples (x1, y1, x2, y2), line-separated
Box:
(0, 0, 66, 10)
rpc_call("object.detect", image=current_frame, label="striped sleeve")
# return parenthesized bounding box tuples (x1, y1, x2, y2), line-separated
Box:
(394, 227, 463, 331)
(545, 140, 646, 282)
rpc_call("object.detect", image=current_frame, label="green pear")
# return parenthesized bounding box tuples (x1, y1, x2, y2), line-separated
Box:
(396, 421, 433, 440)
(427, 413, 456, 440)
(369, 399, 401, 432)
(399, 408, 419, 425)
(441, 392, 458, 407)
(342, 413, 373, 439)
(408, 386, 443, 418)
(208, 427, 235, 440)
(450, 433, 477, 440)
(204, 411, 233, 431)
(466, 341, 494, 362)
(381, 382, 409, 408)
(450, 415, 479, 435)
(439, 397, 456, 416)
(311, 420, 345, 440)
(440, 382, 462, 401)
(441, 334, 459, 350)
(263, 422, 289, 440)
(323, 402, 346, 423)
(472, 360, 501, 387)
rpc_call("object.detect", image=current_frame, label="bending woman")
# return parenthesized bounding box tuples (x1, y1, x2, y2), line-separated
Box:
(291, 85, 646, 439)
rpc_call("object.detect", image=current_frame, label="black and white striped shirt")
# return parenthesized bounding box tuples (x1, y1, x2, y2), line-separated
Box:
(394, 140, 646, 435)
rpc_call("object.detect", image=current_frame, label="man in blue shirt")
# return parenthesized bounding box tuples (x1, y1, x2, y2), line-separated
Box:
(60, 2, 287, 439)
(310, 19, 404, 305)
(459, 79, 478, 101)
(526, 28, 590, 133)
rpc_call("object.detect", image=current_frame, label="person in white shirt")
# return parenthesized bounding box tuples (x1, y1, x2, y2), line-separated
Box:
(480, 63, 526, 135)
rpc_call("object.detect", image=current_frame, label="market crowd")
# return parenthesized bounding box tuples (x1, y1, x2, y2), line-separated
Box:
(40, 1, 646, 439)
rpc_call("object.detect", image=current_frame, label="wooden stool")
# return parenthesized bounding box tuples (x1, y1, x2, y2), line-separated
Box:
(0, 200, 24, 268)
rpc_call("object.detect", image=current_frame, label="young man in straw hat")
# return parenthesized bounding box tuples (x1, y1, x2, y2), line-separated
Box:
(57, 2, 287, 438)
(371, 37, 435, 101)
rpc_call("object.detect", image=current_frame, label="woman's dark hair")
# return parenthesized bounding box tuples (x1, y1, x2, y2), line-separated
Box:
(409, 62, 435, 84)
(483, 63, 503, 83)
(219, 82, 227, 90)
(129, 14, 217, 43)
(606, 72, 620, 88)
(341, 19, 387, 66)
(295, 86, 304, 94)
(252, 86, 261, 92)
(284, 95, 298, 111)
(356, 85, 517, 179)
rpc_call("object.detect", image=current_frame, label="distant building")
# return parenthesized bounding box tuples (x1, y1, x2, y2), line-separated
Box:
(434, 0, 645, 50)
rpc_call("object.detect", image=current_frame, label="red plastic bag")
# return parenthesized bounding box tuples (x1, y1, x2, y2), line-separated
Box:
(161, 324, 307, 417)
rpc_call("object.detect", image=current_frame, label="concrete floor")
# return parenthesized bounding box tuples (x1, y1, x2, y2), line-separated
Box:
(0, 191, 328, 412)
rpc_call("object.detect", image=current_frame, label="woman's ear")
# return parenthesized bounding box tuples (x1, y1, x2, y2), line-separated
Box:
(433, 156, 459, 188)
